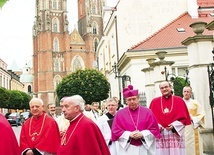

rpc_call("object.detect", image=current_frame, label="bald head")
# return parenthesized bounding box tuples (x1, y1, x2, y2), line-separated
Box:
(29, 98, 44, 106)
(183, 86, 192, 100)
(29, 98, 44, 118)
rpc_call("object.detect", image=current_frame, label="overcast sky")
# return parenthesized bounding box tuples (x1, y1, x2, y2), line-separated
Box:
(0, 0, 117, 70)
(0, 0, 77, 70)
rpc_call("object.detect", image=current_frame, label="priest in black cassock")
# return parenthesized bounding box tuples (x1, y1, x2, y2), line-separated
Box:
(97, 98, 119, 155)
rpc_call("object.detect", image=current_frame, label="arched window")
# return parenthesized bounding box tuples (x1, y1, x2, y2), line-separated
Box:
(94, 38, 99, 52)
(73, 58, 82, 70)
(28, 85, 32, 93)
(92, 5, 96, 14)
(92, 22, 98, 34)
(53, 23, 57, 32)
(71, 55, 85, 72)
(53, 0, 58, 10)
(53, 38, 59, 52)
(54, 59, 60, 72)
(52, 18, 59, 32)
(53, 75, 62, 90)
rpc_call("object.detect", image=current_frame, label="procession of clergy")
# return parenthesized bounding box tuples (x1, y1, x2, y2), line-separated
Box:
(0, 81, 205, 155)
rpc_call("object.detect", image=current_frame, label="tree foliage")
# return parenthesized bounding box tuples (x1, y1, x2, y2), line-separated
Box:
(56, 69, 110, 104)
(0, 0, 7, 8)
(172, 77, 190, 97)
(19, 91, 31, 109)
(8, 90, 23, 109)
(0, 87, 31, 110)
(0, 87, 10, 108)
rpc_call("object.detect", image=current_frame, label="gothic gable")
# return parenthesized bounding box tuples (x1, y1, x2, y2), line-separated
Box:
(70, 28, 85, 44)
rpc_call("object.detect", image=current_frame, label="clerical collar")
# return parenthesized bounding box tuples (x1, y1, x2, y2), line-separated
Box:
(129, 105, 139, 111)
(70, 113, 81, 122)
(106, 112, 114, 119)
(163, 94, 172, 99)
(33, 112, 44, 119)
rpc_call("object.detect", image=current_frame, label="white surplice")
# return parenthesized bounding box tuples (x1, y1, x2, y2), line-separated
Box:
(114, 130, 156, 155)
(156, 121, 185, 155)
(97, 114, 118, 155)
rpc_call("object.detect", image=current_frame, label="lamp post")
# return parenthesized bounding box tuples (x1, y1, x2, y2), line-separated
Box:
(164, 66, 189, 97)
(207, 48, 214, 134)
(164, 66, 189, 85)
(112, 62, 131, 86)
(112, 62, 131, 104)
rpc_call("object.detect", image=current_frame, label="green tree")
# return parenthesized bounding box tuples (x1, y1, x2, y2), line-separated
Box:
(56, 69, 110, 104)
(19, 91, 31, 109)
(172, 77, 190, 97)
(0, 87, 10, 108)
(0, 0, 7, 8)
(8, 90, 24, 109)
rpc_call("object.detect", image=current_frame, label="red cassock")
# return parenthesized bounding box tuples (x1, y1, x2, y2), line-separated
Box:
(0, 114, 20, 155)
(20, 112, 61, 154)
(149, 95, 191, 127)
(57, 113, 111, 155)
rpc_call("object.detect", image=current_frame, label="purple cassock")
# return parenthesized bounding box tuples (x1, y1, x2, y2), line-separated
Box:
(111, 105, 161, 146)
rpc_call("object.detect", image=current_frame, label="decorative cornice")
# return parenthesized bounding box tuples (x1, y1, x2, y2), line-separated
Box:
(189, 63, 211, 69)
(145, 84, 155, 87)
(152, 60, 175, 67)
(182, 35, 213, 46)
(141, 67, 154, 72)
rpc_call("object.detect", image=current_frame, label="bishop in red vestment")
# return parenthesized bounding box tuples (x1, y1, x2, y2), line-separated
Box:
(20, 98, 61, 155)
(57, 95, 110, 155)
(149, 81, 191, 155)
(0, 113, 20, 155)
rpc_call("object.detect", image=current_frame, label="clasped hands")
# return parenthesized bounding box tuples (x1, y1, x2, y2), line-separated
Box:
(129, 130, 143, 140)
(60, 129, 67, 137)
(159, 124, 174, 131)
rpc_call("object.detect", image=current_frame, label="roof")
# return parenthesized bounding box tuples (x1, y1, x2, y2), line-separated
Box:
(9, 60, 21, 71)
(197, 0, 214, 7)
(20, 74, 33, 83)
(131, 11, 214, 51)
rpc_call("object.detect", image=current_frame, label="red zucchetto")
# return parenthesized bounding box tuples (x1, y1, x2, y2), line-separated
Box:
(123, 85, 138, 98)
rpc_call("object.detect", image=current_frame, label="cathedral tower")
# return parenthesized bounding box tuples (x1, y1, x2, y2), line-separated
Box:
(77, 0, 105, 54)
(33, 0, 98, 108)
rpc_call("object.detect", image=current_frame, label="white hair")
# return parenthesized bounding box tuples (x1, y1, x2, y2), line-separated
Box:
(29, 98, 44, 105)
(107, 98, 118, 105)
(65, 95, 85, 112)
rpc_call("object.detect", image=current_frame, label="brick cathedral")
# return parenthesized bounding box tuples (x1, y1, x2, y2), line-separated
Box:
(32, 0, 104, 108)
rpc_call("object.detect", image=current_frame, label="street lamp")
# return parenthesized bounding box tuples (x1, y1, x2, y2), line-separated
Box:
(112, 62, 131, 104)
(112, 62, 119, 79)
(112, 62, 131, 86)
(164, 66, 189, 85)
